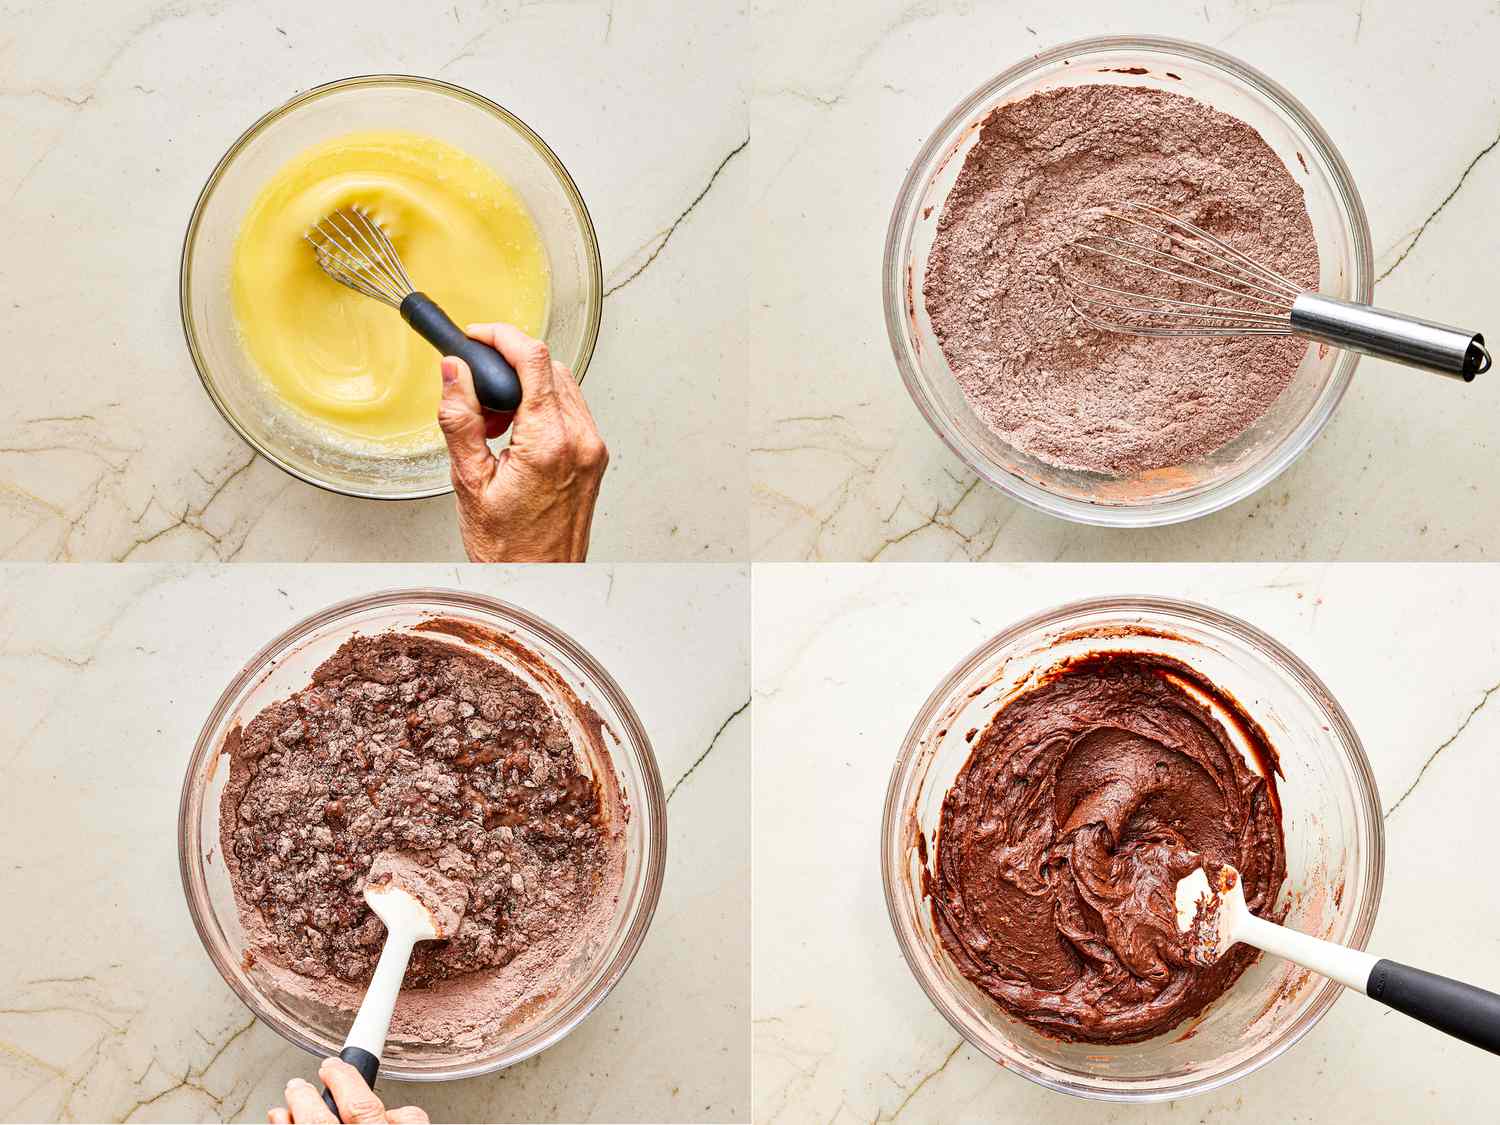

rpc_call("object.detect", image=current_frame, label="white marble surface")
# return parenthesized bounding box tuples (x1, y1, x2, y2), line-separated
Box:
(752, 563, 1500, 1121)
(0, 0, 747, 562)
(751, 0, 1500, 561)
(0, 563, 749, 1122)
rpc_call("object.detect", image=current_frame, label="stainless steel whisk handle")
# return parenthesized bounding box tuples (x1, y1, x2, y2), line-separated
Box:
(1290, 295, 1490, 382)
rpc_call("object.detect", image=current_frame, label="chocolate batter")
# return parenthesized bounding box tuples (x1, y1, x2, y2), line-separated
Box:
(932, 652, 1285, 1044)
(219, 628, 625, 1047)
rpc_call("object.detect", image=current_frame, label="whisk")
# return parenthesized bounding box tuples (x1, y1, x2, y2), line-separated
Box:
(1056, 201, 1489, 382)
(304, 206, 522, 411)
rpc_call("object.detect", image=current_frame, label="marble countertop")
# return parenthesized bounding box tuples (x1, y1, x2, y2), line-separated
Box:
(752, 0, 1500, 561)
(0, 0, 747, 562)
(752, 562, 1500, 1121)
(0, 563, 749, 1122)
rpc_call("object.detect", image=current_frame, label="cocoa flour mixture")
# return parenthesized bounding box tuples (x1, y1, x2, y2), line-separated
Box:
(932, 652, 1286, 1044)
(219, 627, 625, 1051)
(924, 84, 1319, 474)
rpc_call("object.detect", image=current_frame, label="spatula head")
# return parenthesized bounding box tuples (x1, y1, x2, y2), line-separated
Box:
(1175, 863, 1247, 967)
(363, 851, 470, 942)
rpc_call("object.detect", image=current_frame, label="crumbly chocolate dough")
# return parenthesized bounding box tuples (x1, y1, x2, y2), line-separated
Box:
(933, 653, 1286, 1044)
(221, 631, 613, 991)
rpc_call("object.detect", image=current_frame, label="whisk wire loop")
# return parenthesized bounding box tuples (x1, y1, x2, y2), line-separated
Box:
(1098, 203, 1304, 298)
(304, 206, 416, 309)
(337, 208, 416, 293)
(1067, 239, 1292, 311)
(309, 245, 401, 306)
(1056, 200, 1310, 338)
(1060, 274, 1290, 329)
(299, 202, 529, 408)
(1052, 200, 1488, 379)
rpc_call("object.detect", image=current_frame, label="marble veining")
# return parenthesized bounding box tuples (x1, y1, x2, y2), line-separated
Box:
(0, 564, 749, 1122)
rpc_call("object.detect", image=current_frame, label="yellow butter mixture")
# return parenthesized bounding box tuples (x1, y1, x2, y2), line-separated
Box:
(230, 131, 549, 451)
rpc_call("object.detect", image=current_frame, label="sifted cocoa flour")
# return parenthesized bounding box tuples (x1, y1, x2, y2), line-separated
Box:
(218, 628, 625, 1049)
(924, 84, 1320, 475)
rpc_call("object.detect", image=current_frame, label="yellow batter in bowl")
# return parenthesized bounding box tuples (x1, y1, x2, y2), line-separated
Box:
(230, 131, 549, 452)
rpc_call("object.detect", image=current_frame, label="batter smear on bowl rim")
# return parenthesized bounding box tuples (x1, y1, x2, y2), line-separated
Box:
(219, 628, 625, 1051)
(932, 651, 1287, 1044)
(923, 84, 1319, 474)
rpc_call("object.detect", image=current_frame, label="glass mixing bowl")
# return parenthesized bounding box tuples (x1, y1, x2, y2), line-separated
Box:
(181, 75, 603, 500)
(179, 589, 664, 1081)
(881, 597, 1384, 1100)
(883, 37, 1373, 526)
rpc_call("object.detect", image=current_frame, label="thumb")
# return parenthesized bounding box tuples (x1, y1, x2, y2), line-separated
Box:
(437, 356, 497, 492)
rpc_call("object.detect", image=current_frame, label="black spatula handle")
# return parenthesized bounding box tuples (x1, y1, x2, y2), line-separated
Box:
(400, 292, 522, 413)
(1367, 959, 1500, 1054)
(320, 1045, 380, 1118)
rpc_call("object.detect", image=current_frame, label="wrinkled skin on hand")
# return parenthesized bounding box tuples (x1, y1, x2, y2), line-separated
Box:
(437, 323, 608, 563)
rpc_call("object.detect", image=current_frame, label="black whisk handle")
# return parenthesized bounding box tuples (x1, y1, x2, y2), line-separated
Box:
(400, 292, 523, 413)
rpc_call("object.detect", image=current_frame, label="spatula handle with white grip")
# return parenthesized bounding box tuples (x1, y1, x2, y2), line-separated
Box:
(320, 931, 418, 1116)
(1236, 912, 1378, 992)
(1241, 913, 1500, 1054)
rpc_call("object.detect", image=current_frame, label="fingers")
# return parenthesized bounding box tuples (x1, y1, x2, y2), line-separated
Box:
(463, 323, 558, 403)
(267, 1108, 291, 1125)
(281, 1077, 337, 1124)
(385, 1108, 431, 1124)
(317, 1058, 388, 1124)
(437, 356, 498, 494)
(467, 321, 606, 467)
(548, 361, 610, 474)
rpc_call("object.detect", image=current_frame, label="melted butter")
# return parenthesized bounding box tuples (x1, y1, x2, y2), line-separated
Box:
(230, 131, 549, 450)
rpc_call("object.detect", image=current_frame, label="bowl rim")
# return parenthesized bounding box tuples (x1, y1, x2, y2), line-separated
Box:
(177, 586, 666, 1081)
(879, 594, 1386, 1101)
(881, 35, 1376, 527)
(179, 73, 605, 501)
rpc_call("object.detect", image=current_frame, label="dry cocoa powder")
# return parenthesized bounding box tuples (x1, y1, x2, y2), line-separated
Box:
(924, 84, 1320, 474)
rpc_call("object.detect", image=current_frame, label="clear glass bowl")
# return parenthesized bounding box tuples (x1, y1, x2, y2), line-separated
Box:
(882, 37, 1373, 526)
(178, 589, 664, 1081)
(181, 75, 603, 500)
(881, 597, 1384, 1101)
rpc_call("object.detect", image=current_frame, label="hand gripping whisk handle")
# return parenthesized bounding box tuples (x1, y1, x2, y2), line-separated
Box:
(400, 293, 523, 412)
(1290, 295, 1491, 382)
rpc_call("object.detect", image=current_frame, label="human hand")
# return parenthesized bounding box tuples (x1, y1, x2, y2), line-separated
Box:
(436, 323, 609, 563)
(268, 1058, 429, 1123)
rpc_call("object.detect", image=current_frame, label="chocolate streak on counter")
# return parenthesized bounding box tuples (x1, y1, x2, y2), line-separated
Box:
(933, 651, 1285, 1044)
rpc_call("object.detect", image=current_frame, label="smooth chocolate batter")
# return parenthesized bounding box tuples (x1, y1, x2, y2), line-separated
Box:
(932, 652, 1285, 1044)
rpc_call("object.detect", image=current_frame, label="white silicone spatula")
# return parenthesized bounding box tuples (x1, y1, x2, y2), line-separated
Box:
(320, 853, 468, 1116)
(1176, 864, 1500, 1054)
